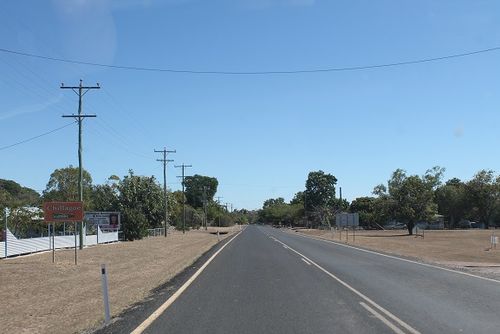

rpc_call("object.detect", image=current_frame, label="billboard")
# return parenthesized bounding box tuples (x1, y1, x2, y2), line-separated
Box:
(336, 212, 359, 227)
(84, 212, 121, 230)
(44, 202, 84, 222)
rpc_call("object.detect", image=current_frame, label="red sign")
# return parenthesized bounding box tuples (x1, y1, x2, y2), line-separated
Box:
(44, 202, 84, 222)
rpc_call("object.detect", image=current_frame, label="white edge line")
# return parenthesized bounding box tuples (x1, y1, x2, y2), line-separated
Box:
(301, 258, 311, 265)
(293, 231, 500, 284)
(271, 236, 421, 334)
(359, 302, 406, 334)
(130, 230, 243, 334)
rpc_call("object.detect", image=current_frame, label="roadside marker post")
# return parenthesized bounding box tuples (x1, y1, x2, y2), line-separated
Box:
(101, 264, 111, 324)
(491, 233, 498, 249)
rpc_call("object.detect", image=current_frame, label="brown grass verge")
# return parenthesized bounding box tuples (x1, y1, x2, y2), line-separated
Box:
(295, 229, 500, 279)
(0, 226, 240, 334)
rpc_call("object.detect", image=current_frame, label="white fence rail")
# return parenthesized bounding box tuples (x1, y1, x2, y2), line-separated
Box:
(1, 225, 118, 258)
(146, 228, 165, 237)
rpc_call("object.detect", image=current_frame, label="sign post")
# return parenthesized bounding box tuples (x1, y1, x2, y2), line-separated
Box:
(74, 222, 78, 265)
(43, 202, 84, 265)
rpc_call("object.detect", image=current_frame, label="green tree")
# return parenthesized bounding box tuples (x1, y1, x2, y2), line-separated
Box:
(122, 206, 148, 241)
(259, 197, 302, 226)
(435, 178, 467, 228)
(466, 170, 500, 228)
(0, 179, 40, 208)
(304, 170, 337, 212)
(382, 167, 443, 234)
(43, 166, 93, 208)
(184, 175, 218, 209)
(290, 191, 305, 205)
(118, 170, 163, 240)
(349, 197, 376, 227)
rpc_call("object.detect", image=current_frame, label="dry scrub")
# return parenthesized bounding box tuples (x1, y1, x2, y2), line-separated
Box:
(0, 227, 239, 334)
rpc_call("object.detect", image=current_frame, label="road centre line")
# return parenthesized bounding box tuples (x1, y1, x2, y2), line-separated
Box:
(359, 302, 406, 334)
(270, 235, 421, 334)
(130, 230, 243, 334)
(292, 231, 500, 284)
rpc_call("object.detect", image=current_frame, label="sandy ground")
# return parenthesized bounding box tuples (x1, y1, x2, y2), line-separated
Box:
(295, 228, 500, 279)
(0, 226, 240, 334)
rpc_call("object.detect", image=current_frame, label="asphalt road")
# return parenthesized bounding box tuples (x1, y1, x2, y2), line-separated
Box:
(138, 225, 500, 334)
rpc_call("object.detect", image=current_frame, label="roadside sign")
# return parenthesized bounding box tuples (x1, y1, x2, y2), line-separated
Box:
(84, 212, 121, 230)
(336, 212, 359, 227)
(43, 202, 84, 222)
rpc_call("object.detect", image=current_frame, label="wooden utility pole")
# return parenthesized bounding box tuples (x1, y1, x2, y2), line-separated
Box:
(155, 147, 175, 237)
(175, 163, 192, 234)
(61, 79, 99, 249)
(202, 186, 208, 230)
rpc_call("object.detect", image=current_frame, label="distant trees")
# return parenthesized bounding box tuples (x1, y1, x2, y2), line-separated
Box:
(259, 166, 500, 233)
(372, 167, 443, 234)
(3, 166, 250, 241)
(184, 174, 218, 209)
(118, 171, 164, 240)
(259, 197, 302, 226)
(465, 170, 500, 228)
(349, 197, 376, 227)
(435, 178, 466, 228)
(1, 179, 42, 239)
(304, 170, 337, 212)
(42, 166, 93, 208)
(258, 170, 340, 228)
(0, 179, 40, 211)
(349, 167, 500, 232)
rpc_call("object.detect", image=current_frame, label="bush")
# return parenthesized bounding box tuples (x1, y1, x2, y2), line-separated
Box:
(122, 207, 148, 240)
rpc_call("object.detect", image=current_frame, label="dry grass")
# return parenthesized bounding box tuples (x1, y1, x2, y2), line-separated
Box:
(296, 229, 500, 278)
(0, 226, 239, 334)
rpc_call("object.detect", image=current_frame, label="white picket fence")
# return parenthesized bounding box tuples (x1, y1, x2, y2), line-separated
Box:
(1, 225, 118, 258)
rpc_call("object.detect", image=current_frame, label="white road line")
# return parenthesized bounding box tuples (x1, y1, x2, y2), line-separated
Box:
(271, 236, 421, 334)
(359, 302, 406, 334)
(293, 232, 500, 284)
(301, 258, 311, 265)
(283, 245, 289, 249)
(130, 231, 243, 334)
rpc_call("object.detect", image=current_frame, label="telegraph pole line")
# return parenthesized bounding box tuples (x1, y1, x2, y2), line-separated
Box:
(215, 196, 223, 230)
(155, 147, 176, 237)
(175, 163, 192, 234)
(202, 186, 208, 230)
(61, 79, 99, 250)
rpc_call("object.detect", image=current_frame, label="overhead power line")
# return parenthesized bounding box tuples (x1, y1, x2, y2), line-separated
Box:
(0, 121, 76, 151)
(0, 46, 499, 75)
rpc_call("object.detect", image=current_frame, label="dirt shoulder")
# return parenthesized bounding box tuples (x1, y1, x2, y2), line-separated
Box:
(0, 226, 240, 334)
(293, 228, 500, 280)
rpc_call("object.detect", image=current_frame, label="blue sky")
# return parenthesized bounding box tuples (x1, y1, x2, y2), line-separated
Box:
(1, 0, 500, 210)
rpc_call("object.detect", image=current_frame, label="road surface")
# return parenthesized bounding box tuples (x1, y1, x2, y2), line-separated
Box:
(134, 225, 500, 334)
